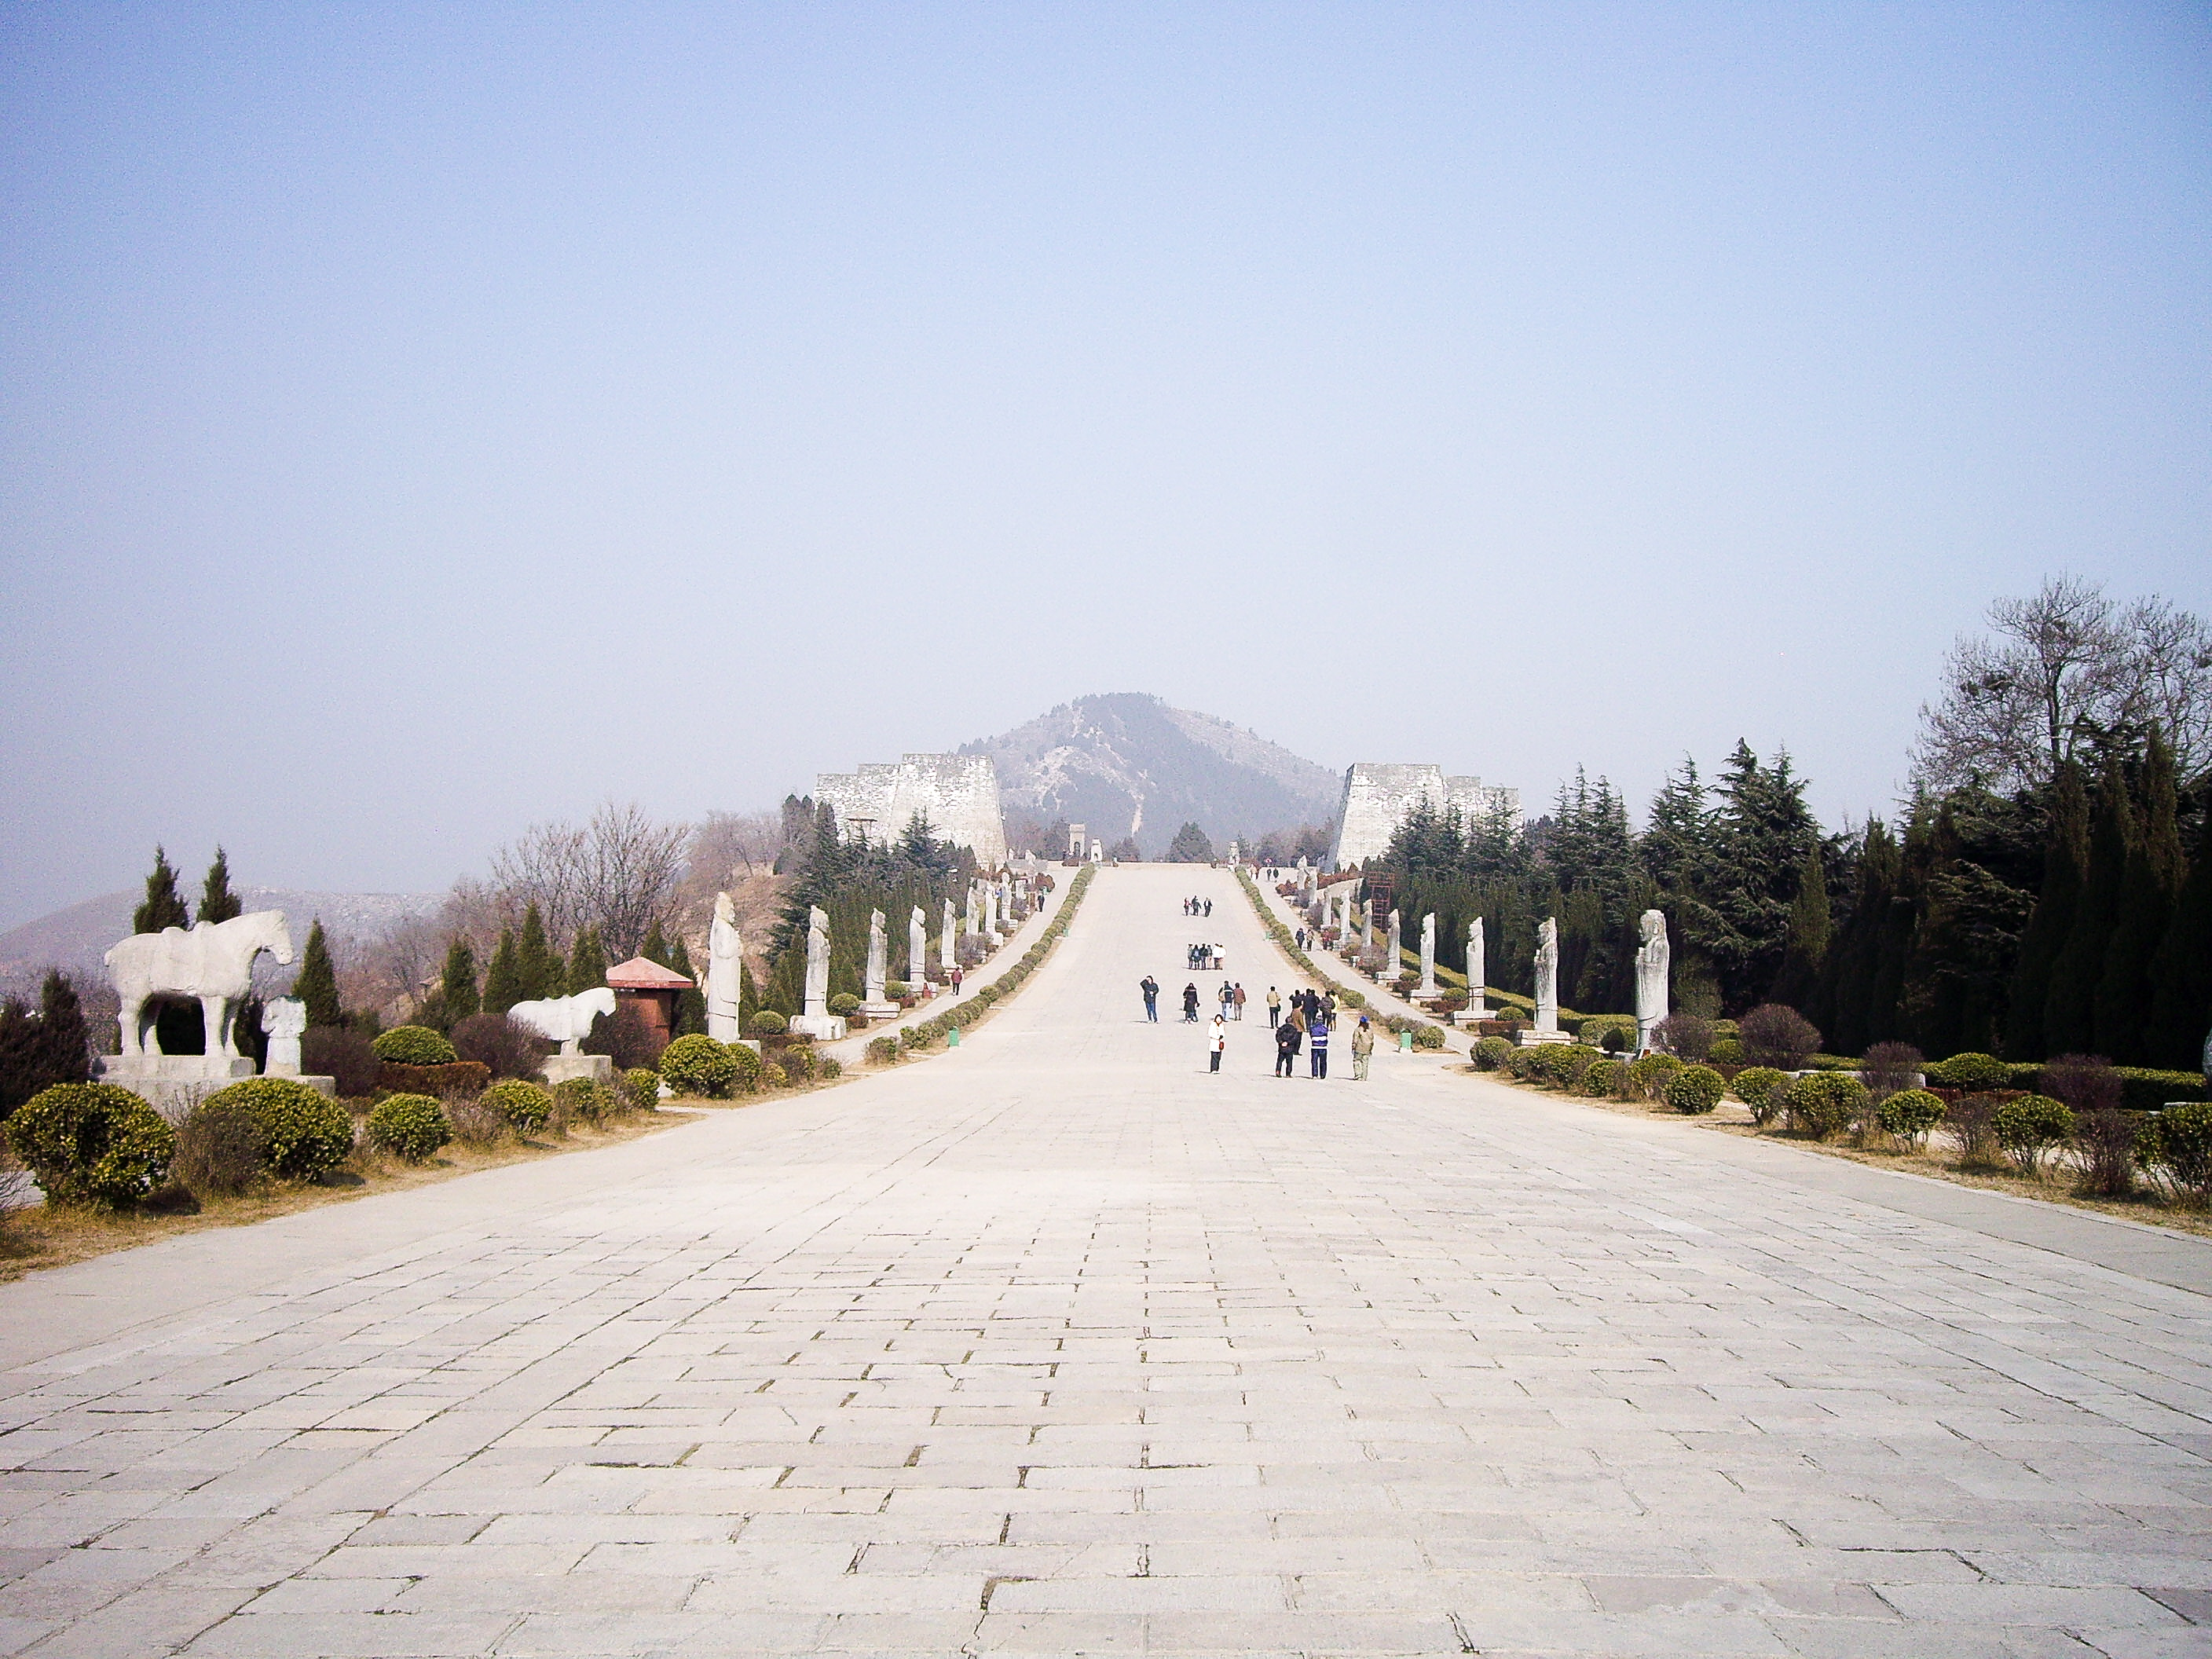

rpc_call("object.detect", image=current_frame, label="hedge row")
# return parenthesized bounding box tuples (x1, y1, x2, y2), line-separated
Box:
(1237, 870, 1374, 1015)
(885, 865, 1096, 1057)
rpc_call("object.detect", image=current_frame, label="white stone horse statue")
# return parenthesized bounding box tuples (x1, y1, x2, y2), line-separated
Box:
(507, 987, 617, 1055)
(107, 910, 295, 1058)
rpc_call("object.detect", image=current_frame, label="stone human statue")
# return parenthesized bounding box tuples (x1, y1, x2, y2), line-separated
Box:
(866, 910, 888, 1005)
(706, 892, 744, 1042)
(260, 996, 307, 1075)
(1387, 910, 1402, 980)
(804, 906, 831, 1021)
(940, 899, 957, 969)
(1419, 913, 1438, 998)
(1533, 917, 1560, 1034)
(965, 886, 980, 937)
(1635, 908, 1671, 1055)
(909, 906, 928, 991)
(1466, 918, 1487, 1018)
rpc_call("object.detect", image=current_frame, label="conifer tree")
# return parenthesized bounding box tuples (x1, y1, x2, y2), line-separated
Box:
(482, 928, 523, 1014)
(35, 969, 91, 1090)
(2045, 756, 2135, 1056)
(2145, 800, 2212, 1072)
(134, 846, 190, 934)
(566, 925, 606, 992)
(738, 962, 759, 1027)
(666, 937, 708, 1036)
(639, 919, 672, 968)
(438, 937, 481, 1027)
(1769, 845, 1830, 1011)
(295, 919, 343, 1028)
(2005, 764, 2089, 1060)
(198, 847, 242, 925)
(517, 903, 562, 1001)
(2093, 732, 2182, 1063)
(764, 943, 804, 1016)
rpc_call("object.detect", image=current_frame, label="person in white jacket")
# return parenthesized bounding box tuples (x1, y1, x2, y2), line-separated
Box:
(1208, 1014, 1227, 1073)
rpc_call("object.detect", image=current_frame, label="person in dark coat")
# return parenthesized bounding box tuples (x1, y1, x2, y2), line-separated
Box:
(1182, 983, 1201, 1022)
(1274, 1018, 1301, 1078)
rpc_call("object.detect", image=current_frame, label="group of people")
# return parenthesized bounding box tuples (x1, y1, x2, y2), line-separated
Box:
(1147, 975, 1374, 1079)
(1181, 896, 1212, 917)
(1186, 942, 1221, 970)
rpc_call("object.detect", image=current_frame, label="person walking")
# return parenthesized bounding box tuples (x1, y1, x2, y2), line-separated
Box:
(1309, 1015, 1330, 1079)
(1141, 974, 1159, 1022)
(1351, 1016, 1375, 1080)
(1274, 1017, 1301, 1078)
(951, 966, 964, 994)
(1203, 899, 1212, 917)
(1182, 983, 1200, 1023)
(1232, 983, 1246, 1021)
(1209, 1013, 1227, 1073)
(1265, 987, 1281, 1027)
(1219, 980, 1234, 1019)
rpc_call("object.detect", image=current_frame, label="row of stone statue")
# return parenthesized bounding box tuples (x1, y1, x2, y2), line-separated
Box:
(705, 873, 1042, 1042)
(1313, 884, 1672, 1052)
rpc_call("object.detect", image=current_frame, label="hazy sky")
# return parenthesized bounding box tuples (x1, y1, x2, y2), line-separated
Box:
(3, 3, 2207, 928)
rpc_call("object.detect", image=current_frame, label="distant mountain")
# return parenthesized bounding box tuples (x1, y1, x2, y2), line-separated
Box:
(961, 694, 1340, 858)
(0, 887, 442, 992)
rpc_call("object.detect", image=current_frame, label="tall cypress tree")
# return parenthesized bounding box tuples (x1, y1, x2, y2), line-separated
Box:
(295, 919, 343, 1028)
(2094, 733, 2182, 1064)
(2045, 756, 2134, 1057)
(1769, 844, 1830, 1012)
(2005, 764, 2089, 1060)
(198, 847, 242, 925)
(482, 928, 523, 1014)
(2146, 797, 2212, 1072)
(738, 962, 760, 1028)
(516, 903, 562, 1001)
(134, 847, 190, 934)
(438, 937, 481, 1027)
(639, 919, 672, 969)
(566, 925, 606, 992)
(1817, 820, 1896, 1054)
(35, 969, 92, 1090)
(666, 936, 708, 1036)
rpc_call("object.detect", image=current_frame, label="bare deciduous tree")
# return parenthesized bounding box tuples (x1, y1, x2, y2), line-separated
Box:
(1915, 575, 2212, 791)
(485, 802, 690, 960)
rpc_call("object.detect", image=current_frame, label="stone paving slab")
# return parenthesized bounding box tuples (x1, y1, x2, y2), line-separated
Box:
(0, 865, 2208, 1656)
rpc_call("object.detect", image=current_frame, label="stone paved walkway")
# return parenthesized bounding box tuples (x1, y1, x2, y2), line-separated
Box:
(2, 865, 2209, 1657)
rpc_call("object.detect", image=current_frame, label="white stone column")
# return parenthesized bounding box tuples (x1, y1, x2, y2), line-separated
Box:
(940, 899, 957, 970)
(1467, 918, 1487, 1019)
(1419, 913, 1437, 998)
(1386, 910, 1401, 980)
(909, 906, 928, 992)
(1534, 916, 1559, 1035)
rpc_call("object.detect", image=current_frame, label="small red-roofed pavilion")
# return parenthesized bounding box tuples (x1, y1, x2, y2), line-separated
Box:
(606, 956, 694, 1046)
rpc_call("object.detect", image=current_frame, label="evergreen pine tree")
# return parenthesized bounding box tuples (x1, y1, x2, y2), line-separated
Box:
(517, 903, 562, 1000)
(2004, 764, 2089, 1060)
(738, 962, 759, 1027)
(134, 846, 191, 934)
(2045, 756, 2135, 1057)
(666, 937, 708, 1036)
(566, 925, 606, 992)
(639, 919, 672, 968)
(764, 943, 804, 1016)
(198, 846, 242, 925)
(0, 997, 38, 1112)
(2093, 732, 2183, 1064)
(34, 969, 92, 1090)
(1770, 844, 1831, 1011)
(482, 928, 523, 1014)
(295, 919, 343, 1028)
(2146, 796, 2212, 1072)
(438, 937, 481, 1027)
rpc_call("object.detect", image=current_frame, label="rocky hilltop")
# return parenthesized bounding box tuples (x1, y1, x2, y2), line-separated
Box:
(959, 694, 1339, 858)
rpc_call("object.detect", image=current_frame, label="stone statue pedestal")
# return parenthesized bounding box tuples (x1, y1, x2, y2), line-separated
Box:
(1513, 1028, 1572, 1047)
(859, 1001, 899, 1022)
(100, 1053, 255, 1085)
(541, 1053, 614, 1087)
(788, 1014, 847, 1041)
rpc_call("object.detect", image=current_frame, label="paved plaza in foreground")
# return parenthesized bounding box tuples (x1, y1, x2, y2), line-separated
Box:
(2, 866, 2209, 1657)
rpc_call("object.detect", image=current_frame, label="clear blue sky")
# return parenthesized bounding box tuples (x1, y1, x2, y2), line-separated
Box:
(3, 3, 2207, 927)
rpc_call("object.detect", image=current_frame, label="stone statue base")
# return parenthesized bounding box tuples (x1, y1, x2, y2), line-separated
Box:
(1514, 1028, 1573, 1047)
(100, 1053, 256, 1084)
(541, 1053, 615, 1087)
(859, 1001, 900, 1022)
(788, 1014, 848, 1041)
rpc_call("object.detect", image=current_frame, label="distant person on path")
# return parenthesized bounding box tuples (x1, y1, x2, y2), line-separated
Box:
(1232, 983, 1246, 1020)
(1141, 975, 1159, 1022)
(1182, 983, 1200, 1023)
(1295, 928, 1306, 950)
(1309, 1016, 1330, 1079)
(1266, 987, 1281, 1027)
(1351, 1017, 1375, 1080)
(951, 967, 964, 994)
(1219, 981, 1234, 1018)
(1274, 1018, 1301, 1078)
(1209, 1014, 1227, 1073)
(1203, 899, 1212, 917)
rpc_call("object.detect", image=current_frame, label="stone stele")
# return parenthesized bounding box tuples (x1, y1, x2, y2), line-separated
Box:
(706, 892, 744, 1042)
(909, 906, 928, 993)
(1466, 918, 1488, 1020)
(790, 905, 846, 1041)
(1419, 913, 1438, 998)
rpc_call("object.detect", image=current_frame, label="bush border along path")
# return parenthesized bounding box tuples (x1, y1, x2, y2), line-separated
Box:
(1236, 867, 1452, 1049)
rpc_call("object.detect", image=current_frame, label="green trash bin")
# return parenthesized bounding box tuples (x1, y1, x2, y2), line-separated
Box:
(1398, 1030, 1413, 1053)
(948, 1025, 961, 1047)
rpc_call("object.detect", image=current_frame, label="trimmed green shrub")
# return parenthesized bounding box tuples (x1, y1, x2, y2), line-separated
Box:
(1411, 1023, 1446, 1051)
(1782, 1072, 1868, 1140)
(660, 1034, 738, 1097)
(620, 1068, 661, 1112)
(724, 1042, 763, 1092)
(866, 1036, 899, 1065)
(1625, 1053, 1684, 1101)
(748, 1009, 788, 1037)
(1473, 1035, 1512, 1071)
(2143, 1102, 2212, 1203)
(1929, 1051, 2009, 1093)
(762, 1063, 788, 1088)
(372, 1024, 459, 1067)
(1576, 1014, 1637, 1049)
(5, 1082, 174, 1207)
(884, 981, 908, 1000)
(482, 1078, 553, 1133)
(1877, 1089, 1946, 1144)
(819, 1056, 843, 1080)
(203, 1078, 353, 1181)
(2007, 1062, 2208, 1113)
(827, 993, 861, 1017)
(1708, 1038, 1745, 1065)
(1582, 1057, 1624, 1097)
(782, 1044, 818, 1083)
(552, 1077, 613, 1126)
(176, 1095, 271, 1196)
(368, 1093, 452, 1162)
(1992, 1093, 2074, 1175)
(1665, 1065, 1727, 1115)
(1731, 1067, 1789, 1124)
